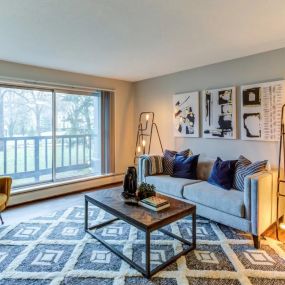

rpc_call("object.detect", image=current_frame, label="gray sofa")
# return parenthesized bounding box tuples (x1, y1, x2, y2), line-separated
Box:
(139, 157, 277, 248)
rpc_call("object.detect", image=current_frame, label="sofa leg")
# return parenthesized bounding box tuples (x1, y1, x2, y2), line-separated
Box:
(252, 235, 260, 249)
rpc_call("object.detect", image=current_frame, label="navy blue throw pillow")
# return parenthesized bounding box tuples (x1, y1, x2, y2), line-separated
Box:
(208, 157, 237, 190)
(171, 154, 200, 179)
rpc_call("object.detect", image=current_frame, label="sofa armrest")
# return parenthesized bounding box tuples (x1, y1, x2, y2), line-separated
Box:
(138, 155, 163, 183)
(138, 156, 151, 183)
(244, 171, 277, 236)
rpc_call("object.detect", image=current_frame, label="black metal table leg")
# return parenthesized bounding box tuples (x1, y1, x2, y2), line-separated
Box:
(146, 230, 151, 278)
(192, 211, 196, 248)
(84, 198, 88, 231)
(158, 228, 193, 246)
(88, 218, 119, 230)
(86, 225, 149, 277)
(84, 197, 196, 279)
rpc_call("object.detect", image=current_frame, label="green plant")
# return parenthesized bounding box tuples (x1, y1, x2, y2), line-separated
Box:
(137, 182, 156, 200)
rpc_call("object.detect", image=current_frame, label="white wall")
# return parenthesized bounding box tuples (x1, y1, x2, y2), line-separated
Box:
(134, 48, 285, 167)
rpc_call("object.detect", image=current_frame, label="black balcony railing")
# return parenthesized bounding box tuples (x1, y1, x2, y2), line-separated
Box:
(0, 134, 98, 182)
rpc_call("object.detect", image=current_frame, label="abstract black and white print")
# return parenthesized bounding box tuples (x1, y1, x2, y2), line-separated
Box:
(243, 87, 261, 106)
(241, 80, 285, 141)
(243, 113, 261, 138)
(202, 87, 236, 139)
(173, 92, 199, 137)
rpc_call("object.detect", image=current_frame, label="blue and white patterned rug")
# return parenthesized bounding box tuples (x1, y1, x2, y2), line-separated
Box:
(0, 205, 285, 285)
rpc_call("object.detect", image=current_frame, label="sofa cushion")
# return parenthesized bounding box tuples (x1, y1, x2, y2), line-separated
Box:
(145, 175, 201, 198)
(196, 159, 215, 181)
(183, 181, 245, 218)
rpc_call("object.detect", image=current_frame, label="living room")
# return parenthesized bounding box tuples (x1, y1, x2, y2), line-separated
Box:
(1, 1, 285, 284)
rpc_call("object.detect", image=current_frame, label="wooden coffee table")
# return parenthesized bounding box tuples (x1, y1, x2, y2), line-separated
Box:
(85, 188, 196, 278)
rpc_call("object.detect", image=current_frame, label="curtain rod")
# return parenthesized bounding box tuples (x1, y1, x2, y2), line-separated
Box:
(0, 76, 115, 93)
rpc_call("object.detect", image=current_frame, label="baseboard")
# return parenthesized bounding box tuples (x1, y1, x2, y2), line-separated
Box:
(8, 174, 124, 206)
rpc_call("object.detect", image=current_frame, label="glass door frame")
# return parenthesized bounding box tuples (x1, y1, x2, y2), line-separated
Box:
(52, 90, 56, 183)
(0, 83, 111, 190)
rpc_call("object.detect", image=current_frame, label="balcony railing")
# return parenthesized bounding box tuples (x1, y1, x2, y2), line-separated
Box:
(0, 134, 99, 184)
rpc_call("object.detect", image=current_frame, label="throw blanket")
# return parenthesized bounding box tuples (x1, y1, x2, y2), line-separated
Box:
(138, 155, 163, 182)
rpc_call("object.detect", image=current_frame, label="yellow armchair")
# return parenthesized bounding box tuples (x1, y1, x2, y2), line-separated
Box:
(0, 177, 12, 224)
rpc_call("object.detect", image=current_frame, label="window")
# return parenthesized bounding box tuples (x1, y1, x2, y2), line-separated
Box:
(0, 87, 53, 187)
(0, 84, 113, 190)
(55, 92, 101, 180)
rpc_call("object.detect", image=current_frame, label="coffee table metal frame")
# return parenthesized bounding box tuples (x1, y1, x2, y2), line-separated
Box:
(85, 194, 196, 278)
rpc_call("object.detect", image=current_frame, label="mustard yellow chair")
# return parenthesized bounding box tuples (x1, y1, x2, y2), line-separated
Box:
(0, 177, 12, 224)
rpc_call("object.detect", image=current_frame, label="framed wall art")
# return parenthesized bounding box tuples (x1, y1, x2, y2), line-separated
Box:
(202, 86, 237, 139)
(241, 80, 285, 141)
(173, 91, 199, 137)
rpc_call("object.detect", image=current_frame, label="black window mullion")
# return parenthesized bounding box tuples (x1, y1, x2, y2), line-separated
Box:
(101, 92, 106, 174)
(101, 91, 113, 174)
(52, 90, 56, 182)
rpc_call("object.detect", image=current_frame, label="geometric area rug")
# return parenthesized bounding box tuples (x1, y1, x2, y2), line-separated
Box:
(1, 206, 285, 285)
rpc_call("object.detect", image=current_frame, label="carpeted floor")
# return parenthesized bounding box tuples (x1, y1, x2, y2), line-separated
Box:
(0, 205, 285, 285)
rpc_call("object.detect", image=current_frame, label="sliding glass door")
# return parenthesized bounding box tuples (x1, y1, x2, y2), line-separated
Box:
(55, 92, 101, 179)
(0, 87, 53, 187)
(0, 85, 111, 190)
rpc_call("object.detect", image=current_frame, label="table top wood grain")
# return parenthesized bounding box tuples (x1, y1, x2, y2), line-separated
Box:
(85, 188, 196, 231)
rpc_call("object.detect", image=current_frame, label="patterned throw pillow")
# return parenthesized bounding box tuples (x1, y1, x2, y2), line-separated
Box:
(147, 155, 164, 175)
(163, 149, 193, 175)
(232, 155, 268, 191)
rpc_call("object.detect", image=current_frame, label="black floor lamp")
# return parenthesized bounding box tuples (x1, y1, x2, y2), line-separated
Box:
(134, 112, 163, 164)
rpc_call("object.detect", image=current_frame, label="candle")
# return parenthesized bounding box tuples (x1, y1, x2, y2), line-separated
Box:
(142, 140, 146, 154)
(146, 114, 149, 121)
(137, 146, 141, 153)
(280, 223, 285, 230)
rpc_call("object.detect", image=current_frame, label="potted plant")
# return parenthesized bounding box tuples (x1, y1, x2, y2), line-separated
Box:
(137, 182, 156, 200)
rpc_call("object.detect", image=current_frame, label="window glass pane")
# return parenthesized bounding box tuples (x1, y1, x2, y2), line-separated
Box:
(55, 92, 101, 180)
(0, 87, 53, 187)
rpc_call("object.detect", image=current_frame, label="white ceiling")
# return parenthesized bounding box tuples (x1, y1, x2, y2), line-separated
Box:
(0, 0, 285, 82)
